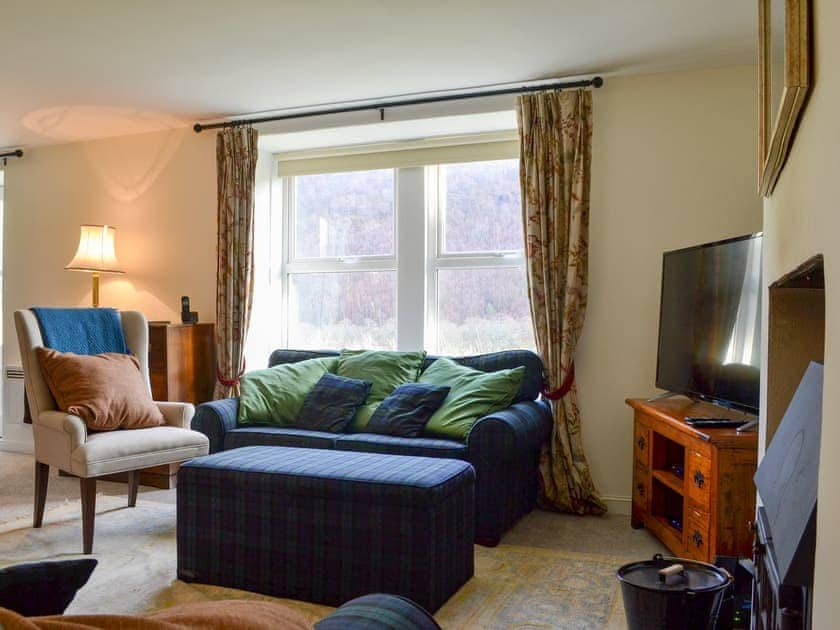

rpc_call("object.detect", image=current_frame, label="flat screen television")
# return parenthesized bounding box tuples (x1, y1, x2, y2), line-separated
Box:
(656, 233, 762, 413)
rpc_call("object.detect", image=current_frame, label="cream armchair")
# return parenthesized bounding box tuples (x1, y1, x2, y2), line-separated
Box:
(15, 309, 209, 554)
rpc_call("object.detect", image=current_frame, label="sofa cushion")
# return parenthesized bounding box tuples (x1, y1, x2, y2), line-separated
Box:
(336, 350, 426, 430)
(365, 383, 451, 437)
(224, 426, 337, 451)
(421, 350, 545, 403)
(269, 349, 546, 404)
(238, 357, 337, 427)
(419, 358, 525, 440)
(295, 373, 372, 432)
(335, 433, 467, 459)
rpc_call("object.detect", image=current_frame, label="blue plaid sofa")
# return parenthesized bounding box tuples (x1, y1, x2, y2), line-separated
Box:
(192, 349, 553, 545)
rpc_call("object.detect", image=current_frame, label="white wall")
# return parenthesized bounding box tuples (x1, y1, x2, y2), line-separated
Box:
(2, 127, 218, 366)
(580, 65, 762, 510)
(761, 1, 840, 624)
(1, 128, 217, 446)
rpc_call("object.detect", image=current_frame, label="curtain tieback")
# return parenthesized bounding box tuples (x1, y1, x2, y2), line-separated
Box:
(217, 360, 246, 388)
(542, 363, 575, 400)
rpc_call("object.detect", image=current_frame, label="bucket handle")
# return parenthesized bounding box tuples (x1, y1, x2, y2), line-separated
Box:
(658, 563, 686, 584)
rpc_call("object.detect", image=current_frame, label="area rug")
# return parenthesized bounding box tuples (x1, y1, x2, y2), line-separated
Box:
(0, 497, 627, 628)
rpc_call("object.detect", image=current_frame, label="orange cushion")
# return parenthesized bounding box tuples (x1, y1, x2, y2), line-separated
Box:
(36, 348, 165, 431)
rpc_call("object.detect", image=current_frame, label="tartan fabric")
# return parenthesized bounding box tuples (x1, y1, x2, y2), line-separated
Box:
(365, 383, 451, 437)
(268, 349, 339, 367)
(177, 446, 474, 612)
(316, 594, 441, 630)
(296, 373, 372, 432)
(191, 350, 553, 543)
(225, 427, 338, 450)
(335, 434, 467, 459)
(191, 397, 239, 453)
(467, 400, 553, 541)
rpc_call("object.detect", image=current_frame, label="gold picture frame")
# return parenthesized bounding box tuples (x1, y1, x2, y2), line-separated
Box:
(758, 0, 810, 197)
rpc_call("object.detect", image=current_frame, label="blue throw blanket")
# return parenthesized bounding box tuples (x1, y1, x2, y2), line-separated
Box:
(31, 307, 129, 355)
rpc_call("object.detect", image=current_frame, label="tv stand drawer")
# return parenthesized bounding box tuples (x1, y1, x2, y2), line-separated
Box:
(686, 449, 712, 510)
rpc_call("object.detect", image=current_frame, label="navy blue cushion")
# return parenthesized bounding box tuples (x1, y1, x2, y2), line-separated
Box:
(365, 383, 450, 437)
(296, 373, 372, 432)
(224, 426, 337, 450)
(335, 433, 467, 459)
(0, 558, 97, 616)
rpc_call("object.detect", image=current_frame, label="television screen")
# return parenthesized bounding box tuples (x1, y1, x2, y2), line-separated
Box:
(656, 234, 762, 412)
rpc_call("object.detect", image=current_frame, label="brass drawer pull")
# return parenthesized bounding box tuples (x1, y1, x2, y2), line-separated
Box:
(693, 470, 705, 489)
(692, 530, 704, 548)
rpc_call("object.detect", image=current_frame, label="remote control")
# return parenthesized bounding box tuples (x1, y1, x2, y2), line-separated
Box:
(684, 418, 748, 429)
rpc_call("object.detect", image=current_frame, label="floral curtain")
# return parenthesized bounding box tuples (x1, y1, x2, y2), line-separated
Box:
(517, 89, 606, 515)
(214, 126, 258, 399)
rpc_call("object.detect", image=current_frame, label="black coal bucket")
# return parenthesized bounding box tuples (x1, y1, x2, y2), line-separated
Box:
(617, 554, 733, 630)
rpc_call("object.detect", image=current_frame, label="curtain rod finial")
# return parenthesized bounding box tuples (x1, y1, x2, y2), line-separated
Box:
(193, 123, 203, 133)
(592, 76, 604, 88)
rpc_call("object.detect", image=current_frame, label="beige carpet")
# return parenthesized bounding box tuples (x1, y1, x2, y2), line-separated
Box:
(0, 451, 666, 628)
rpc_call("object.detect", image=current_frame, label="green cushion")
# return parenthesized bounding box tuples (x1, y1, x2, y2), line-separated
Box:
(337, 350, 426, 430)
(419, 357, 525, 440)
(237, 357, 338, 426)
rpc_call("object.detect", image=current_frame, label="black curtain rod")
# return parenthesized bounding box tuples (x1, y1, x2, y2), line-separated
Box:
(194, 76, 603, 133)
(0, 149, 23, 159)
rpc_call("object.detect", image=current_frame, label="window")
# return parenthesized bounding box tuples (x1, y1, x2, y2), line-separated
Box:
(427, 159, 533, 355)
(261, 144, 535, 360)
(283, 169, 397, 350)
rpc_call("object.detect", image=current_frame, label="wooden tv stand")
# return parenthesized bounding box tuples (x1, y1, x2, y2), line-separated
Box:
(626, 397, 757, 562)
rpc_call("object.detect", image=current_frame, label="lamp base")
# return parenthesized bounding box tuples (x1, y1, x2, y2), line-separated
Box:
(92, 272, 100, 308)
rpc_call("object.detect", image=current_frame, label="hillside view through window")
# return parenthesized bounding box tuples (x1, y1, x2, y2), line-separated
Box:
(272, 158, 535, 355)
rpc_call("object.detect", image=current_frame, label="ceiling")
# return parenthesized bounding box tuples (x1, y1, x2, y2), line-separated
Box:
(1, 1, 757, 150)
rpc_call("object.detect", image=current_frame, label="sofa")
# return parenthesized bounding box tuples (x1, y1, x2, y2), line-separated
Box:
(192, 349, 553, 545)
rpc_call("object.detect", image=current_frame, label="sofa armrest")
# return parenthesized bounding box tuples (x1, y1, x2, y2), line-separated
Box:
(466, 400, 552, 457)
(465, 400, 552, 542)
(191, 398, 239, 453)
(37, 411, 88, 449)
(156, 401, 195, 429)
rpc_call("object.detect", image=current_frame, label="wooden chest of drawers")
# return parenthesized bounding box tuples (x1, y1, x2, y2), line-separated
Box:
(149, 322, 216, 404)
(627, 397, 757, 561)
(109, 323, 216, 489)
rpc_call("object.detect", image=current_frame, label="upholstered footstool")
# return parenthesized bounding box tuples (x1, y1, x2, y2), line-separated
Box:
(177, 445, 475, 612)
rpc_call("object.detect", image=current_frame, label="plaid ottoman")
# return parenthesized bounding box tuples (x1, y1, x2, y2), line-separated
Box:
(177, 446, 475, 612)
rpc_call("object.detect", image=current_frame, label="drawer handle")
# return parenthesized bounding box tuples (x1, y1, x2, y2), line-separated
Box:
(636, 483, 645, 497)
(692, 530, 704, 548)
(693, 470, 705, 489)
(637, 436, 646, 450)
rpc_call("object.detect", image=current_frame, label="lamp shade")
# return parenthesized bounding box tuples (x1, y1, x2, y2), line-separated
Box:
(65, 225, 124, 274)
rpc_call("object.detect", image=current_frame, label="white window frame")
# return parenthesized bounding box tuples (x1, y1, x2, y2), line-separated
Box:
(424, 161, 527, 354)
(277, 170, 400, 349)
(269, 133, 527, 354)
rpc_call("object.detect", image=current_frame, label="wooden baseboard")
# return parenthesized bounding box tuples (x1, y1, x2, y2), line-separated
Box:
(59, 463, 180, 490)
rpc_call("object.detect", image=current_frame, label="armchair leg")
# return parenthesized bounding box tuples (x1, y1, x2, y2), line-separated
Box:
(34, 461, 49, 528)
(80, 477, 97, 554)
(127, 470, 139, 507)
